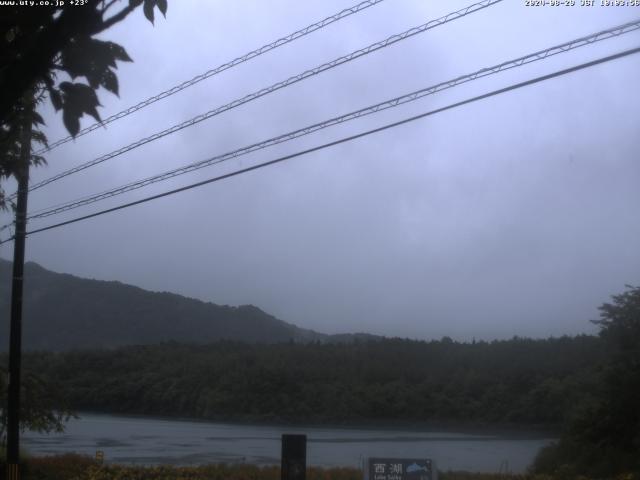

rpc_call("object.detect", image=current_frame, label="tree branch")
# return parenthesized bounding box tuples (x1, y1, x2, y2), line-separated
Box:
(100, 4, 136, 32)
(101, 0, 120, 15)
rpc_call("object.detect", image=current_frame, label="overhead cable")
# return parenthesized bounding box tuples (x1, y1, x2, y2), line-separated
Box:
(20, 0, 504, 196)
(2, 45, 636, 244)
(20, 18, 640, 223)
(34, 0, 388, 155)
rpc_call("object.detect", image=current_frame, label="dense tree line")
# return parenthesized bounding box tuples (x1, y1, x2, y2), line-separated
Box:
(532, 286, 640, 477)
(6, 335, 604, 428)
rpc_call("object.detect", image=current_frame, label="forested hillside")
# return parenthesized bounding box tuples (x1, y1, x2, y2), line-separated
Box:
(0, 259, 326, 350)
(17, 336, 604, 427)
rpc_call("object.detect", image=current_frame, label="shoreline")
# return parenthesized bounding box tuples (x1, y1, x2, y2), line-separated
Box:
(72, 410, 559, 439)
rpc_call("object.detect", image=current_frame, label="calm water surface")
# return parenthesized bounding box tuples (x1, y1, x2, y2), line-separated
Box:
(23, 413, 554, 473)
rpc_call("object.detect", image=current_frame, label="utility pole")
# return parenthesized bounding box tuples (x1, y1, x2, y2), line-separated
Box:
(6, 95, 33, 480)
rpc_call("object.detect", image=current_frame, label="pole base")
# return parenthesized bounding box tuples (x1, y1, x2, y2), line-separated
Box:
(7, 463, 20, 480)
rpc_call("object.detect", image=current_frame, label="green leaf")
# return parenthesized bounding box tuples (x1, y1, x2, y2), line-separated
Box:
(49, 89, 62, 111)
(157, 0, 167, 17)
(32, 111, 45, 126)
(85, 106, 101, 123)
(31, 131, 48, 148)
(58, 81, 74, 94)
(65, 82, 102, 110)
(108, 42, 133, 62)
(129, 0, 144, 6)
(30, 154, 48, 167)
(143, 0, 155, 24)
(85, 70, 102, 90)
(61, 38, 129, 95)
(59, 82, 103, 135)
(60, 39, 84, 79)
(100, 70, 119, 96)
(63, 109, 80, 137)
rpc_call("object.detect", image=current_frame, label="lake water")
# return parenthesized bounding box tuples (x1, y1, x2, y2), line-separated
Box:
(23, 413, 555, 473)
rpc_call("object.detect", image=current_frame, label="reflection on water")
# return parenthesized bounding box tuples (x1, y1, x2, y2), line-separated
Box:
(23, 413, 555, 473)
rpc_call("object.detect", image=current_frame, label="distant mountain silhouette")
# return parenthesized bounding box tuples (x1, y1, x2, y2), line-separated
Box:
(0, 259, 378, 351)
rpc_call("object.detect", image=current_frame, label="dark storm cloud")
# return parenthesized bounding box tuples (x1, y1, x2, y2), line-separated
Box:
(1, 0, 639, 340)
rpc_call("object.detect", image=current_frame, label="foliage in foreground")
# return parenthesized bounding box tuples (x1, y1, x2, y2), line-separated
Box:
(531, 285, 640, 477)
(1, 455, 639, 480)
(0, 364, 75, 443)
(0, 1, 169, 210)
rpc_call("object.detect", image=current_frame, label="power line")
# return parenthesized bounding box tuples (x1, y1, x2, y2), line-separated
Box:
(34, 0, 388, 155)
(3, 45, 636, 245)
(19, 18, 640, 223)
(20, 0, 504, 197)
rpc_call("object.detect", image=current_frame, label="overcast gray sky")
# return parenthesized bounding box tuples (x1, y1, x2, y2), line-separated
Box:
(1, 0, 639, 340)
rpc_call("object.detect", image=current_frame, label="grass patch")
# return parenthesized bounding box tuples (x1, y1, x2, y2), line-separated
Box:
(1, 455, 639, 480)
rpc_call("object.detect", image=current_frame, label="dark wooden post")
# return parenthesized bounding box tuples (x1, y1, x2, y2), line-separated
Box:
(6, 95, 33, 480)
(281, 434, 306, 480)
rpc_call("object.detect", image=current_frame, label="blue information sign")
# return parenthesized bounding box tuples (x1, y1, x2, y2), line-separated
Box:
(367, 458, 436, 480)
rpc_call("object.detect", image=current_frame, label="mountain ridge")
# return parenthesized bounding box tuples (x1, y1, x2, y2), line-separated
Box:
(0, 258, 378, 351)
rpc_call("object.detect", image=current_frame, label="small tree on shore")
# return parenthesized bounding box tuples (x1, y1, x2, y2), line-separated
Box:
(532, 285, 640, 476)
(0, 365, 75, 444)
